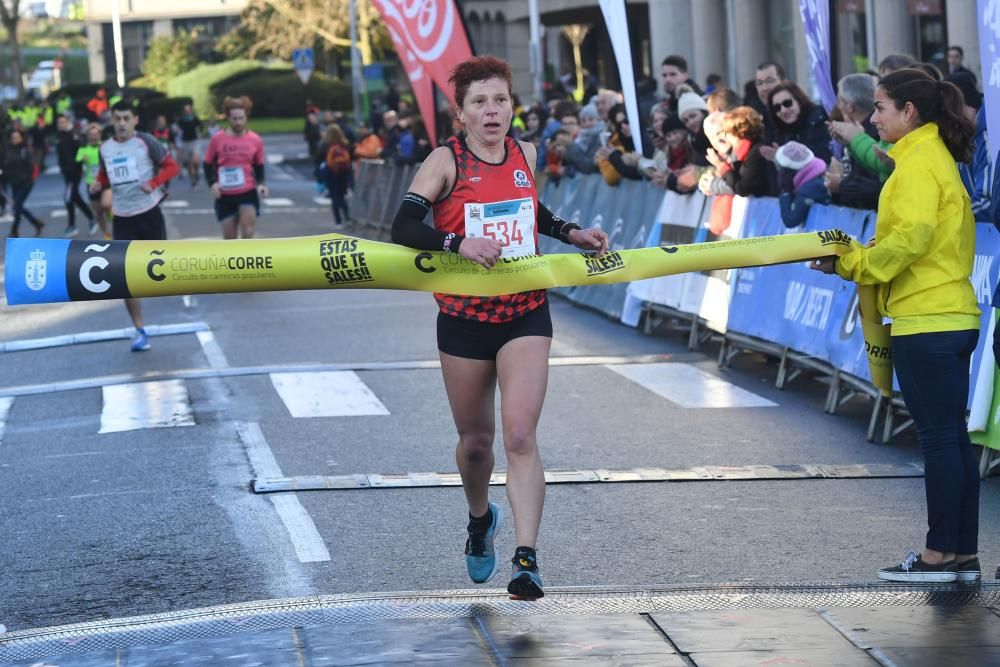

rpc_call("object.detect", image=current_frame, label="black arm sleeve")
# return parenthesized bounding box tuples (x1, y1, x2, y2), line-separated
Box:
(391, 192, 464, 253)
(203, 162, 216, 186)
(253, 164, 265, 184)
(537, 202, 580, 242)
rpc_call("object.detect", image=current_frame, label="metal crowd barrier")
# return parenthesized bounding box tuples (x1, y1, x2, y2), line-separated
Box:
(352, 159, 421, 239)
(350, 162, 1000, 477)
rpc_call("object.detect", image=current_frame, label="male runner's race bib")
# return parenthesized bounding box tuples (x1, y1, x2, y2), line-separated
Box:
(107, 156, 139, 185)
(219, 166, 246, 190)
(464, 198, 536, 258)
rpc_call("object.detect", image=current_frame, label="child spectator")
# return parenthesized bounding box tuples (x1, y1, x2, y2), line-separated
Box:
(775, 141, 831, 228)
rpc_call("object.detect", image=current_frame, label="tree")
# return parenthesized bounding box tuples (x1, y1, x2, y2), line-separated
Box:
(0, 0, 26, 101)
(217, 0, 389, 65)
(142, 28, 200, 92)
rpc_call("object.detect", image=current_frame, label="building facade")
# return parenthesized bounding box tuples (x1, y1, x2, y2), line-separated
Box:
(83, 0, 246, 83)
(462, 0, 980, 105)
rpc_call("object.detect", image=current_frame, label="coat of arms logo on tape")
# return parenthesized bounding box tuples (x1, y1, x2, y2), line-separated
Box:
(25, 249, 47, 291)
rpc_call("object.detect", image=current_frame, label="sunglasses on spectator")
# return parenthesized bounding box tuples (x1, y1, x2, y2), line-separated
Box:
(772, 99, 795, 113)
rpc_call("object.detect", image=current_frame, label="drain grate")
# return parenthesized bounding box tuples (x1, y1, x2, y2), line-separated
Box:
(2, 582, 997, 661)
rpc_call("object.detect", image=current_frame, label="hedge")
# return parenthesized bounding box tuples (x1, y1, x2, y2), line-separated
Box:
(211, 68, 351, 117)
(167, 59, 263, 119)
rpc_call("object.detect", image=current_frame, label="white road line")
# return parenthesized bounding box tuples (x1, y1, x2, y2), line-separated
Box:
(164, 207, 329, 215)
(0, 397, 13, 444)
(99, 380, 196, 433)
(313, 196, 332, 206)
(50, 209, 67, 218)
(263, 197, 295, 206)
(237, 422, 330, 563)
(270, 371, 390, 417)
(183, 295, 199, 309)
(161, 200, 190, 208)
(1, 321, 210, 353)
(607, 362, 778, 408)
(270, 495, 331, 562)
(196, 330, 230, 369)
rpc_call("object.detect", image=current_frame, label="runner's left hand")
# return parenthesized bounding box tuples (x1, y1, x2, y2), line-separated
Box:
(258, 184, 269, 198)
(139, 181, 153, 193)
(568, 227, 609, 257)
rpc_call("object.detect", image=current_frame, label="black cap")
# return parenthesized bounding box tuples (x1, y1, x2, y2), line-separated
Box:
(661, 113, 687, 134)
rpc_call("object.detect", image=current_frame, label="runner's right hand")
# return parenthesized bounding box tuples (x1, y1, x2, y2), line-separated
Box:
(458, 236, 502, 269)
(210, 183, 222, 199)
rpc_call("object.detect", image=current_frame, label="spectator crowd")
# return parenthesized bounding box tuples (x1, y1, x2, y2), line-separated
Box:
(335, 45, 988, 236)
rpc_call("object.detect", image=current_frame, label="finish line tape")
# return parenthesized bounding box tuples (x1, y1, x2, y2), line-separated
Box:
(4, 231, 891, 393)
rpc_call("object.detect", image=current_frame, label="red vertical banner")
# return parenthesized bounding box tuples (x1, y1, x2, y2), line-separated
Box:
(372, 0, 475, 139)
(384, 22, 438, 143)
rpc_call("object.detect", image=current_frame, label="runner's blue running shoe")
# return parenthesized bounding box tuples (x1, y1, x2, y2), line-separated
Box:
(130, 328, 151, 352)
(508, 550, 544, 600)
(464, 501, 502, 583)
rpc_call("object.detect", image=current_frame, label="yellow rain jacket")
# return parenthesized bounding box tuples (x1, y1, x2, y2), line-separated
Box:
(835, 122, 980, 336)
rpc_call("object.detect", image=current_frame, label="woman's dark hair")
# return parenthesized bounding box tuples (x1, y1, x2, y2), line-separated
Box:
(766, 82, 815, 131)
(879, 68, 974, 163)
(608, 103, 634, 151)
(608, 103, 628, 130)
(914, 62, 943, 81)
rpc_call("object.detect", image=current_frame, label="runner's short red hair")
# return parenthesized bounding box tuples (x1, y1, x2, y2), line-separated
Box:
(449, 56, 513, 108)
(223, 95, 253, 116)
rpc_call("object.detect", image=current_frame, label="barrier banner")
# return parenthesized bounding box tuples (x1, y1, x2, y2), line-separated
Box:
(972, 309, 1000, 451)
(568, 178, 661, 318)
(642, 190, 709, 311)
(967, 224, 1000, 413)
(726, 199, 890, 390)
(6, 230, 855, 306)
(677, 195, 749, 333)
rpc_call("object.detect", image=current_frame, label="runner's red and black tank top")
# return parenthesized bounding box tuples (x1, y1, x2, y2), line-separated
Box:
(432, 135, 546, 323)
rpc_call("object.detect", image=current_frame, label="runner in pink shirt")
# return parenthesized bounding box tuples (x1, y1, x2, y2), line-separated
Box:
(203, 96, 268, 239)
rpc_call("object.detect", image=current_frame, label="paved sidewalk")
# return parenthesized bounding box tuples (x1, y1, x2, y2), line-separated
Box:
(3, 583, 999, 666)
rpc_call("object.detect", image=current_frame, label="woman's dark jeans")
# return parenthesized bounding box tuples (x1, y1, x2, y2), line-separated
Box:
(892, 329, 980, 555)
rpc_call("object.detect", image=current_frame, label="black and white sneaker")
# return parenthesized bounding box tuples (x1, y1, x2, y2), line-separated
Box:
(878, 551, 957, 583)
(949, 557, 981, 583)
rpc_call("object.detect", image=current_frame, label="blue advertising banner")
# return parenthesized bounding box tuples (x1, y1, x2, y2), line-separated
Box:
(967, 223, 1000, 409)
(728, 200, 872, 377)
(979, 0, 1000, 159)
(798, 0, 837, 115)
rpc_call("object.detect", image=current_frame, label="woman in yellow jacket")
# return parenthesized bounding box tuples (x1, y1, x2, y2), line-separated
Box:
(814, 68, 981, 584)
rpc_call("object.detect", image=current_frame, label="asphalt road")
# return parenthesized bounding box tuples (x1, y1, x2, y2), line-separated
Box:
(1, 137, 998, 633)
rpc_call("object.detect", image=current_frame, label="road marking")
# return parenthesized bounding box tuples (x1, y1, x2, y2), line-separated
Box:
(270, 371, 390, 417)
(263, 197, 295, 206)
(1, 321, 210, 353)
(0, 354, 693, 398)
(237, 422, 330, 563)
(313, 196, 332, 205)
(0, 397, 12, 444)
(253, 463, 926, 492)
(607, 362, 778, 408)
(196, 330, 230, 369)
(99, 380, 196, 434)
(183, 295, 198, 309)
(161, 200, 190, 208)
(50, 209, 67, 218)
(164, 207, 329, 216)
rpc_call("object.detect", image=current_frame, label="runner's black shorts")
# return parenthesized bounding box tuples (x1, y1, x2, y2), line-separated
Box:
(113, 206, 166, 241)
(215, 189, 260, 222)
(437, 299, 552, 360)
